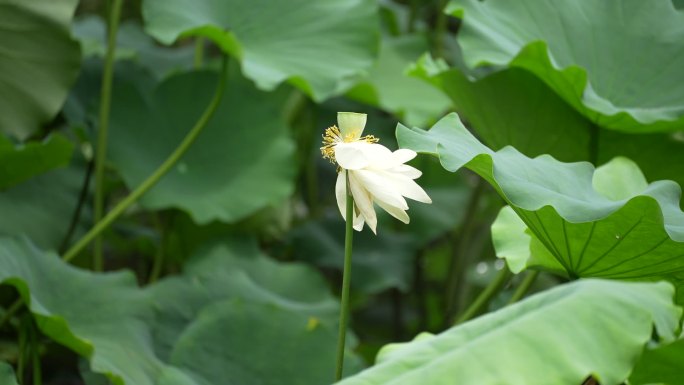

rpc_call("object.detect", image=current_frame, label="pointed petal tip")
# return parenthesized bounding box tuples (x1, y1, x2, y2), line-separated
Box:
(337, 112, 367, 139)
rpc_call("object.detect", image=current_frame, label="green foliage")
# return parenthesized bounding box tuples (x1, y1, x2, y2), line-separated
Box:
(107, 68, 296, 224)
(339, 279, 681, 385)
(450, 0, 684, 132)
(143, 0, 380, 101)
(3, 0, 684, 383)
(399, 114, 684, 299)
(0, 134, 73, 190)
(0, 0, 81, 139)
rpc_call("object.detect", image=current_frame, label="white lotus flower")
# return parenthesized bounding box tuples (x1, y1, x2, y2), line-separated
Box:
(321, 112, 432, 234)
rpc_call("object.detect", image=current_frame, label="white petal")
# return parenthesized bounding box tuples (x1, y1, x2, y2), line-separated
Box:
(337, 112, 366, 140)
(353, 213, 365, 231)
(335, 171, 347, 220)
(390, 164, 422, 179)
(349, 171, 377, 233)
(379, 170, 433, 204)
(354, 169, 409, 210)
(335, 142, 393, 170)
(391, 149, 417, 165)
(376, 199, 410, 224)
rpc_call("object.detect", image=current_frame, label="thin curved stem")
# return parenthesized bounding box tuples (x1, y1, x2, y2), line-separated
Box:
(63, 56, 229, 262)
(30, 319, 41, 385)
(93, 0, 124, 271)
(455, 267, 511, 325)
(507, 270, 540, 305)
(59, 160, 94, 254)
(335, 172, 355, 381)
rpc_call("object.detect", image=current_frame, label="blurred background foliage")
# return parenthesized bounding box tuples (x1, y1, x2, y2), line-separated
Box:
(0, 0, 683, 384)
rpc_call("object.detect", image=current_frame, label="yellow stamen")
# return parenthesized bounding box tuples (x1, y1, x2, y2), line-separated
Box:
(320, 125, 379, 164)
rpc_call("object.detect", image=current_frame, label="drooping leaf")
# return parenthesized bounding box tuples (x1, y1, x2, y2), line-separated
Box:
(0, 236, 172, 385)
(0, 164, 88, 250)
(449, 0, 684, 132)
(629, 338, 684, 385)
(337, 279, 680, 385)
(142, 0, 379, 101)
(0, 134, 74, 190)
(170, 300, 362, 385)
(409, 57, 684, 186)
(346, 35, 451, 126)
(398, 114, 684, 295)
(0, 0, 81, 139)
(107, 67, 296, 224)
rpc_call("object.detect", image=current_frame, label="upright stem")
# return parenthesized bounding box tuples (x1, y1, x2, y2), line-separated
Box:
(434, 0, 449, 59)
(507, 270, 539, 305)
(63, 56, 229, 262)
(335, 172, 355, 381)
(30, 320, 41, 385)
(93, 0, 124, 271)
(455, 267, 511, 325)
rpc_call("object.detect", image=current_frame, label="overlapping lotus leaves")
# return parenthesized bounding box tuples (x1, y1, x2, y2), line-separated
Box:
(0, 236, 355, 384)
(397, 114, 684, 295)
(629, 338, 684, 385)
(0, 0, 81, 139)
(449, 0, 684, 132)
(346, 35, 451, 127)
(143, 0, 379, 101)
(0, 236, 169, 385)
(408, 56, 684, 187)
(107, 69, 296, 224)
(337, 279, 681, 385)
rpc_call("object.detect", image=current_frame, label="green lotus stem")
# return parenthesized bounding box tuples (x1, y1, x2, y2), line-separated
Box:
(335, 173, 355, 381)
(92, 0, 124, 271)
(63, 56, 228, 262)
(30, 320, 41, 385)
(507, 270, 540, 304)
(455, 267, 511, 325)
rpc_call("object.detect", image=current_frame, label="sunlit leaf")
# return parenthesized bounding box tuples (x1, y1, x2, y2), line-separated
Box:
(449, 0, 684, 132)
(338, 279, 680, 385)
(0, 0, 81, 139)
(143, 0, 379, 101)
(399, 114, 684, 296)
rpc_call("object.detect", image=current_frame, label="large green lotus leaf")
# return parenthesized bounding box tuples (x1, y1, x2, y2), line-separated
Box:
(147, 238, 340, 361)
(449, 0, 684, 132)
(0, 363, 17, 385)
(337, 279, 680, 385)
(409, 57, 684, 186)
(398, 114, 684, 291)
(170, 300, 362, 385)
(346, 35, 451, 126)
(0, 133, 73, 190)
(142, 0, 379, 101)
(0, 236, 179, 385)
(0, 164, 88, 250)
(0, 0, 81, 139)
(629, 338, 684, 385)
(72, 16, 194, 79)
(107, 68, 296, 224)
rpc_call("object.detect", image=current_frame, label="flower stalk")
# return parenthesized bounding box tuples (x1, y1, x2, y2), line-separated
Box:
(335, 173, 355, 381)
(63, 56, 229, 262)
